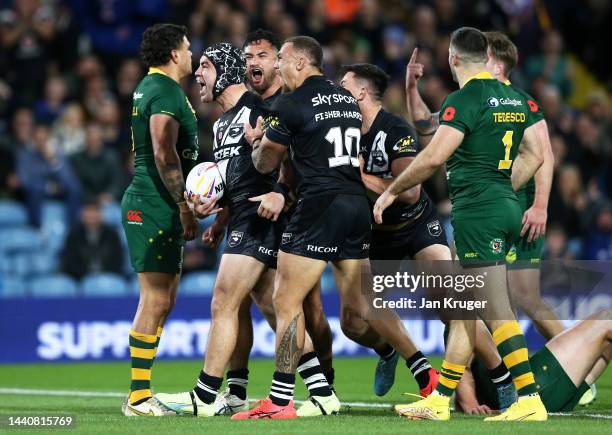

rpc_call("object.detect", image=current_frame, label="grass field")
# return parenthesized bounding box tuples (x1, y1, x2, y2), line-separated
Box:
(0, 356, 610, 434)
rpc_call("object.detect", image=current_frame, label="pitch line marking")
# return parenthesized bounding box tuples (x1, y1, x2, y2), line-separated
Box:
(0, 388, 610, 419)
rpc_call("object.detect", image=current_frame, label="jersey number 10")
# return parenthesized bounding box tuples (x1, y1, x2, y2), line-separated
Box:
(326, 127, 360, 168)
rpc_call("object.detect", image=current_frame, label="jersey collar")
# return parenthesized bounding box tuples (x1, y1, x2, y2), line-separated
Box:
(465, 71, 494, 84)
(148, 67, 168, 76)
(504, 79, 511, 85)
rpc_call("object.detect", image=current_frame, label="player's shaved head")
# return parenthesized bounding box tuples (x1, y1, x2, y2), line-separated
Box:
(284, 35, 323, 71)
(484, 31, 518, 76)
(450, 27, 488, 64)
(340, 63, 390, 101)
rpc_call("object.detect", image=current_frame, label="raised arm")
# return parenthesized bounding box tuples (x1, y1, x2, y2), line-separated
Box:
(150, 113, 197, 240)
(405, 48, 439, 143)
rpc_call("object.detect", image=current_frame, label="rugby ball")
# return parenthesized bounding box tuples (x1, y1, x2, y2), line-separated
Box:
(185, 161, 226, 202)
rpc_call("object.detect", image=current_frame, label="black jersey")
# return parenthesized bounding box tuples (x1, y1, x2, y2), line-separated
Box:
(213, 91, 275, 208)
(360, 108, 430, 224)
(265, 75, 366, 198)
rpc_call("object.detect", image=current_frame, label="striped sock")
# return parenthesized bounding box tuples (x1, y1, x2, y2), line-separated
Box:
(297, 352, 332, 397)
(406, 351, 433, 390)
(128, 330, 156, 405)
(324, 367, 335, 387)
(269, 372, 295, 406)
(435, 360, 465, 397)
(227, 368, 249, 400)
(194, 370, 222, 404)
(152, 326, 163, 362)
(492, 321, 538, 396)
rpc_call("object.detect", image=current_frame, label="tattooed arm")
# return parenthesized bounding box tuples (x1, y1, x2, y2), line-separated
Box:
(275, 313, 303, 373)
(150, 113, 197, 241)
(251, 134, 286, 174)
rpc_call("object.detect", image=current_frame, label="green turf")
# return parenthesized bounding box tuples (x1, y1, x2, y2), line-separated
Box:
(0, 357, 610, 434)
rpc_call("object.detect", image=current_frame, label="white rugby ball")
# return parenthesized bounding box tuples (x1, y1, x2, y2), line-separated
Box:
(186, 161, 226, 202)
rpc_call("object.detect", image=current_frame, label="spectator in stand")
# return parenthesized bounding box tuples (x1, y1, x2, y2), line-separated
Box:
(542, 223, 572, 260)
(16, 124, 81, 227)
(525, 30, 573, 99)
(115, 59, 143, 126)
(52, 102, 86, 156)
(583, 201, 612, 260)
(0, 0, 57, 104)
(548, 164, 586, 248)
(61, 201, 124, 280)
(34, 76, 67, 125)
(70, 122, 122, 204)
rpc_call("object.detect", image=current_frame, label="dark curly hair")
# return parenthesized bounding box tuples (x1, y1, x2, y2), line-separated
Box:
(140, 23, 188, 68)
(243, 29, 281, 51)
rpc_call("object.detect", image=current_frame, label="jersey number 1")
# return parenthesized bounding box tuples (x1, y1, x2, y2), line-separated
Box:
(498, 130, 513, 170)
(326, 127, 360, 168)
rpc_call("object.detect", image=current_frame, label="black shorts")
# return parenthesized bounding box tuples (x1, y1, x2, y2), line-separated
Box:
(370, 200, 448, 261)
(280, 193, 371, 261)
(223, 203, 286, 269)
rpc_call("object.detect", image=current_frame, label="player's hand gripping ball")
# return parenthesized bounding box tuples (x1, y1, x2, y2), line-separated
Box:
(185, 161, 226, 203)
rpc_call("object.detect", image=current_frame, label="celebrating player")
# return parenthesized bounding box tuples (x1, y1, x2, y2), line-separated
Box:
(121, 23, 198, 416)
(339, 63, 445, 397)
(214, 30, 337, 416)
(155, 42, 337, 417)
(234, 35, 454, 420)
(376, 27, 548, 421)
(455, 312, 610, 414)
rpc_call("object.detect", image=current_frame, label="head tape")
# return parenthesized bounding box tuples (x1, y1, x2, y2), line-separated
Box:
(203, 42, 246, 99)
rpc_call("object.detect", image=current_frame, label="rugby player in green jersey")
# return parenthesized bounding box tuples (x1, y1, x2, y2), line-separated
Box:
(375, 27, 547, 421)
(121, 24, 198, 416)
(454, 312, 610, 414)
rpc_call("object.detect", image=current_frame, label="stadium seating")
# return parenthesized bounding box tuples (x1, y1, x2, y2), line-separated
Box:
(41, 200, 69, 254)
(29, 274, 79, 298)
(0, 200, 28, 228)
(81, 273, 129, 297)
(0, 276, 27, 298)
(180, 271, 216, 295)
(101, 201, 122, 228)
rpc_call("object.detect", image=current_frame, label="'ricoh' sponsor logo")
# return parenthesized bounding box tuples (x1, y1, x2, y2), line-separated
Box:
(306, 245, 338, 253)
(258, 246, 278, 257)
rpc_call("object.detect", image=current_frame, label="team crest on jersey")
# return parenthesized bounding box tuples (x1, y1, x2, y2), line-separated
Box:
(228, 124, 243, 139)
(490, 238, 504, 254)
(281, 232, 292, 245)
(228, 231, 243, 247)
(427, 220, 442, 237)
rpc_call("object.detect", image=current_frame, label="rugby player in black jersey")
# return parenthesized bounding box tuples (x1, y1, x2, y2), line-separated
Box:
(339, 63, 449, 397)
(215, 30, 337, 417)
(234, 36, 453, 420)
(154, 42, 333, 417)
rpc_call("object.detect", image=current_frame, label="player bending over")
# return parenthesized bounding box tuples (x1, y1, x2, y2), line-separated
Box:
(339, 63, 445, 397)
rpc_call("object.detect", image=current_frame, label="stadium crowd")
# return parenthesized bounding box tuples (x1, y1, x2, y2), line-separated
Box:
(0, 0, 610, 288)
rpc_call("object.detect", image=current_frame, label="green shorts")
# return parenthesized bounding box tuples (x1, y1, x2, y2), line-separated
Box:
(452, 197, 521, 265)
(531, 346, 590, 412)
(121, 192, 185, 274)
(506, 189, 544, 270)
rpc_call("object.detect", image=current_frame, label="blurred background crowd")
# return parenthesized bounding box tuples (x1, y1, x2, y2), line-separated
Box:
(0, 0, 610, 296)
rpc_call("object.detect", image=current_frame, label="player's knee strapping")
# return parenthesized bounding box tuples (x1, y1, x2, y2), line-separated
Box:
(492, 321, 537, 396)
(129, 330, 157, 404)
(436, 360, 465, 396)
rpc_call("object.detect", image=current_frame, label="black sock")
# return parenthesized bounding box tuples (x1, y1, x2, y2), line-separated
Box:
(227, 368, 249, 400)
(489, 362, 512, 385)
(324, 367, 335, 387)
(297, 352, 332, 397)
(374, 343, 396, 361)
(405, 351, 433, 390)
(270, 371, 295, 406)
(194, 370, 222, 404)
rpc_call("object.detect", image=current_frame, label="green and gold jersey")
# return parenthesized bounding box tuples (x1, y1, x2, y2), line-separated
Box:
(508, 82, 544, 204)
(440, 72, 539, 211)
(126, 68, 199, 205)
